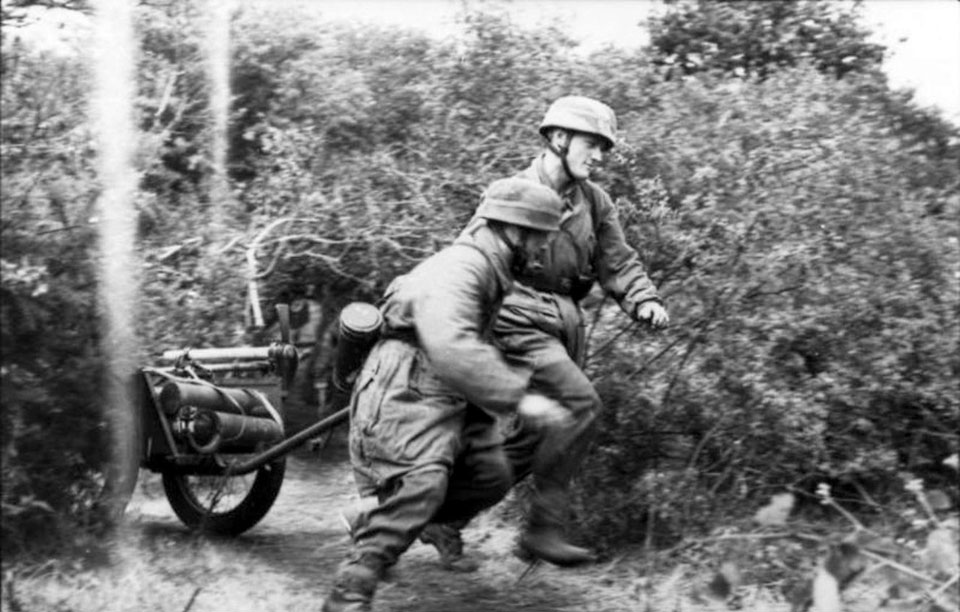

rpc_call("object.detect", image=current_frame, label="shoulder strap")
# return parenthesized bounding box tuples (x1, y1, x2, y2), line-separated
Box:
(456, 222, 497, 267)
(451, 239, 496, 271)
(453, 225, 513, 294)
(580, 179, 602, 231)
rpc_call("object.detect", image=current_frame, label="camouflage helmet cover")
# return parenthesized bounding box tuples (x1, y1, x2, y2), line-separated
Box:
(538, 95, 617, 150)
(477, 178, 562, 233)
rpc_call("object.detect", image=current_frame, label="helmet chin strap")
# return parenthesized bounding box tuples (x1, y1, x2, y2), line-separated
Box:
(546, 132, 578, 184)
(511, 243, 529, 275)
(491, 223, 529, 274)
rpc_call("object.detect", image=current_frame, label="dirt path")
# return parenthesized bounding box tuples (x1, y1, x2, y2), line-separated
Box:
(121, 444, 642, 612)
(9, 446, 900, 611)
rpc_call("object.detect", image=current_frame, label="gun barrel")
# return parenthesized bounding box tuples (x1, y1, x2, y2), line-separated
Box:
(161, 346, 274, 362)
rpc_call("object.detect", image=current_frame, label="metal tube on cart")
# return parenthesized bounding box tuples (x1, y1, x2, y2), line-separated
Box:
(224, 407, 349, 475)
(162, 346, 274, 363)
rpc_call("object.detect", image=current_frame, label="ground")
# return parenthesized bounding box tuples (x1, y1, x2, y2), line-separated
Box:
(1, 443, 951, 612)
(118, 445, 648, 612)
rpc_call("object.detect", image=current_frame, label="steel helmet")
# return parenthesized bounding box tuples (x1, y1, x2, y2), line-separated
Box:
(477, 178, 562, 232)
(539, 95, 617, 150)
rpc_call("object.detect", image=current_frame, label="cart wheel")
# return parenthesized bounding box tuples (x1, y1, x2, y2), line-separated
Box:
(161, 457, 286, 536)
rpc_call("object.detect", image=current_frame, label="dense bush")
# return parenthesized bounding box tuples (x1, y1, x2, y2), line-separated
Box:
(0, 42, 110, 554)
(648, 0, 886, 79)
(574, 65, 959, 548)
(1, 0, 957, 556)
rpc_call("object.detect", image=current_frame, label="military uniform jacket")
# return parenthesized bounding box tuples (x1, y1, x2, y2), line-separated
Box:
(511, 154, 662, 317)
(378, 223, 531, 416)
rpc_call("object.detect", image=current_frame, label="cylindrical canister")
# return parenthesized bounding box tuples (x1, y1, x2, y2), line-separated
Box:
(186, 409, 284, 454)
(159, 381, 273, 418)
(332, 302, 382, 392)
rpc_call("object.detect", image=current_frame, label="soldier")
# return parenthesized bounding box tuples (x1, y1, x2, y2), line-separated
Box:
(322, 178, 569, 612)
(425, 95, 670, 568)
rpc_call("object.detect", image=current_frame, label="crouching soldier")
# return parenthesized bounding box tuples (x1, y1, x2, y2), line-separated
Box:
(424, 95, 670, 570)
(322, 178, 570, 612)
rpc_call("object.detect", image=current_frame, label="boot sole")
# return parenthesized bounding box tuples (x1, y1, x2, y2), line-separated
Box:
(517, 538, 597, 567)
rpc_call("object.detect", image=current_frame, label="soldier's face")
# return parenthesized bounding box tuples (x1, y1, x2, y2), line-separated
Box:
(565, 133, 606, 180)
(521, 229, 553, 261)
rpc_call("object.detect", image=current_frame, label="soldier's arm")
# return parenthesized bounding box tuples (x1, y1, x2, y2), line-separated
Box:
(590, 185, 664, 319)
(414, 246, 531, 415)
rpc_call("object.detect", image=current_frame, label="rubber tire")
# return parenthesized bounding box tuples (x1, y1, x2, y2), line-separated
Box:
(161, 457, 286, 536)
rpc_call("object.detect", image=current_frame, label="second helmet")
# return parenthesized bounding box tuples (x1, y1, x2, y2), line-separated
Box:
(477, 178, 563, 232)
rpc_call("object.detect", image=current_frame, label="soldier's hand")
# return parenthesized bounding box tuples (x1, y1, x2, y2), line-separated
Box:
(517, 393, 571, 429)
(637, 301, 669, 329)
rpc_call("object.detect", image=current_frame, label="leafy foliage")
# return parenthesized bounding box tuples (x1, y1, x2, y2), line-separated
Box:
(1, 0, 958, 558)
(1, 42, 107, 553)
(647, 0, 886, 79)
(576, 65, 959, 547)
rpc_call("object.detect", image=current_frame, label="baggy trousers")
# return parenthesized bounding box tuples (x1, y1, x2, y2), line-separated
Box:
(493, 296, 600, 526)
(348, 339, 512, 567)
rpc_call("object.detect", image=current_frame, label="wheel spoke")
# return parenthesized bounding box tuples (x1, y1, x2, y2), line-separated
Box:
(185, 473, 257, 515)
(162, 458, 286, 535)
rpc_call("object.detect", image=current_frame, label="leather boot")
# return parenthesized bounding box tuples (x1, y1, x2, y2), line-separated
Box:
(419, 522, 480, 573)
(519, 523, 596, 567)
(517, 486, 596, 567)
(321, 556, 383, 612)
